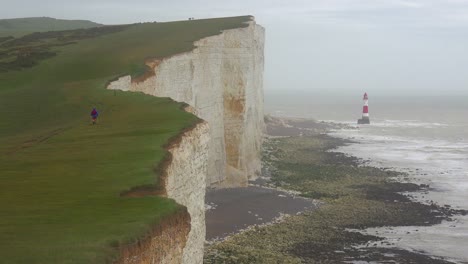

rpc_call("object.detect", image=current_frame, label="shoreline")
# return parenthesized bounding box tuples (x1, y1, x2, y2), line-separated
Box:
(204, 116, 467, 263)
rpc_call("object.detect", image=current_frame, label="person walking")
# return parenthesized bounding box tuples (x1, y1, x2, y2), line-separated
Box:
(90, 108, 99, 125)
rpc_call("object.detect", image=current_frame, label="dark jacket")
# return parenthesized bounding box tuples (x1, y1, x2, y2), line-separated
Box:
(91, 109, 98, 118)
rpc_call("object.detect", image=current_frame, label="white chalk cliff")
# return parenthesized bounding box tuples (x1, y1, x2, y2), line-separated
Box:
(108, 19, 265, 188)
(109, 18, 265, 264)
(165, 121, 209, 264)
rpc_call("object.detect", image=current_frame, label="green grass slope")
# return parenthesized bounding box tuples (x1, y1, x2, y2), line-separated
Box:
(0, 16, 251, 263)
(0, 17, 102, 37)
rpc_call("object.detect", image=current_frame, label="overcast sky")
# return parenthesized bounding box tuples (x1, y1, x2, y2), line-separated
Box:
(2, 0, 468, 96)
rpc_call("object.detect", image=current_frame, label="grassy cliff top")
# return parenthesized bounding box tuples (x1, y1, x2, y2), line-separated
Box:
(0, 16, 251, 263)
(0, 17, 103, 37)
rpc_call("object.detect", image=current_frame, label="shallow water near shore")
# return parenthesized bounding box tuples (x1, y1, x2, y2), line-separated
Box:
(329, 120, 468, 263)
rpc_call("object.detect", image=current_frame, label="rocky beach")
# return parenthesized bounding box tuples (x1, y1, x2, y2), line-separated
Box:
(204, 116, 467, 263)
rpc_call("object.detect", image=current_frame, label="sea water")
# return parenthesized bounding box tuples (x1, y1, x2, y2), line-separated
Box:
(266, 92, 468, 262)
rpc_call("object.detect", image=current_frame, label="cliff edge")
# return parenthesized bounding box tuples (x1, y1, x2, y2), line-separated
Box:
(118, 120, 209, 264)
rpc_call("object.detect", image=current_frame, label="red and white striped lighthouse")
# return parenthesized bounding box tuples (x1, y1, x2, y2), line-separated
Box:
(358, 92, 370, 124)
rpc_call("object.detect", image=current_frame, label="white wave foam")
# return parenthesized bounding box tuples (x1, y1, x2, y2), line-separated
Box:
(355, 216, 468, 264)
(323, 119, 450, 129)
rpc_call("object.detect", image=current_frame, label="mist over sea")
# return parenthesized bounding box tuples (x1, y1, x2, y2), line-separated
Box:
(266, 91, 468, 262)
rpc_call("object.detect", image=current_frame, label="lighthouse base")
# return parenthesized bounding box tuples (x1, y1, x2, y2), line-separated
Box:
(357, 117, 370, 124)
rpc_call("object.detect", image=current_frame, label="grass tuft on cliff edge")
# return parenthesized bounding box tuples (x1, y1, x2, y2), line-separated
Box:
(0, 16, 251, 263)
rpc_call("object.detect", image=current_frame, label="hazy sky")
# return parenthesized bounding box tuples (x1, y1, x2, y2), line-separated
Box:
(2, 0, 468, 96)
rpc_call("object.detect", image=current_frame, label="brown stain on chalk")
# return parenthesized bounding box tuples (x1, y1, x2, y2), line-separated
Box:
(223, 76, 246, 168)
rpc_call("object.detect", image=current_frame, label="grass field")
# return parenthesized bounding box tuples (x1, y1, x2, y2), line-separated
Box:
(0, 16, 250, 263)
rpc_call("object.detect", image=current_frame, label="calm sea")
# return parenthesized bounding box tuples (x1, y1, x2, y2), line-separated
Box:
(266, 91, 468, 262)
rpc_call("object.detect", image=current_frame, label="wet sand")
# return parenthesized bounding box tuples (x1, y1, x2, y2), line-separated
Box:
(205, 186, 318, 240)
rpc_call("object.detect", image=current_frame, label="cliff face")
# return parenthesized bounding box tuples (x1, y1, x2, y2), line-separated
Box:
(165, 121, 209, 263)
(109, 19, 264, 264)
(108, 19, 265, 187)
(118, 121, 209, 264)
